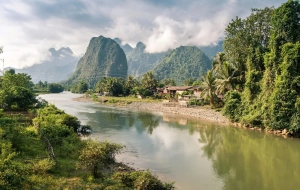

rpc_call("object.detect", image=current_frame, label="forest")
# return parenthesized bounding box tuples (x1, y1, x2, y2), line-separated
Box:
(218, 0, 300, 134)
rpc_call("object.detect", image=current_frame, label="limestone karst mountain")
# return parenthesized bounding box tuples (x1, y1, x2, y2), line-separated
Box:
(65, 36, 128, 87)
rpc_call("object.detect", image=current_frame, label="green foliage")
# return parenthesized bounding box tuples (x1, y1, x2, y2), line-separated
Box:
(31, 158, 55, 174)
(71, 81, 89, 93)
(0, 71, 37, 111)
(113, 170, 174, 190)
(216, 1, 300, 134)
(0, 142, 27, 190)
(48, 83, 64, 93)
(188, 99, 204, 106)
(141, 71, 158, 90)
(132, 87, 153, 97)
(34, 105, 81, 133)
(123, 75, 139, 96)
(95, 77, 125, 96)
(153, 46, 211, 85)
(34, 81, 64, 93)
(269, 42, 300, 131)
(78, 140, 123, 178)
(0, 102, 171, 189)
(200, 70, 216, 107)
(222, 91, 242, 122)
(108, 99, 119, 103)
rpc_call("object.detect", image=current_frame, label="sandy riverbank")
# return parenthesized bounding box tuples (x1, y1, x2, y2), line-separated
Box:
(73, 96, 229, 123)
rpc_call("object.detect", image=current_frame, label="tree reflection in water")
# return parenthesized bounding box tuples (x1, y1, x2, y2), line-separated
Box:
(137, 112, 160, 134)
(196, 125, 300, 190)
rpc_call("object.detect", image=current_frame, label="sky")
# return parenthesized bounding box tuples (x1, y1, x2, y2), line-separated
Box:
(0, 0, 287, 69)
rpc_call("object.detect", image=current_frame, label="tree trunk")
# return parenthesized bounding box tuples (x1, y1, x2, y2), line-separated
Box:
(93, 165, 98, 178)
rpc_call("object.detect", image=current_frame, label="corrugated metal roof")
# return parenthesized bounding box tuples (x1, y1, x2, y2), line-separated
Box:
(167, 86, 193, 91)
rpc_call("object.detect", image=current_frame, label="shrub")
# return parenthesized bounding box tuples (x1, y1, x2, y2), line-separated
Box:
(108, 99, 119, 103)
(113, 170, 174, 190)
(31, 159, 55, 174)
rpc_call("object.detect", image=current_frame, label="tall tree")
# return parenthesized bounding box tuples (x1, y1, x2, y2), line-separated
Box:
(141, 71, 158, 90)
(200, 70, 216, 107)
(124, 75, 139, 96)
(260, 0, 300, 126)
(0, 71, 36, 110)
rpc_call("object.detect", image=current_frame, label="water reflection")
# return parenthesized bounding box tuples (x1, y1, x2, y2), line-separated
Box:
(80, 106, 161, 135)
(196, 125, 300, 190)
(137, 112, 160, 134)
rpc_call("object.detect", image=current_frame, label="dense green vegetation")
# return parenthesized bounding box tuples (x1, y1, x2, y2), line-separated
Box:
(34, 81, 64, 93)
(70, 81, 89, 93)
(206, 0, 300, 135)
(0, 70, 38, 111)
(153, 46, 211, 85)
(93, 73, 159, 98)
(0, 104, 174, 189)
(65, 36, 128, 87)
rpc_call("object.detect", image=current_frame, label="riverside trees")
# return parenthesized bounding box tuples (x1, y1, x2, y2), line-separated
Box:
(0, 70, 37, 110)
(94, 72, 159, 97)
(209, 0, 300, 134)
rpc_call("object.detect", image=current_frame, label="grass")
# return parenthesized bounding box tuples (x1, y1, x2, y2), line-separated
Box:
(98, 96, 161, 105)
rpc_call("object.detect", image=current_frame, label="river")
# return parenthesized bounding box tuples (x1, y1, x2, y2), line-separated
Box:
(40, 92, 300, 190)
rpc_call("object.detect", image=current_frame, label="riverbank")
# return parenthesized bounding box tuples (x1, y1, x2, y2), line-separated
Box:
(73, 95, 297, 138)
(73, 96, 229, 124)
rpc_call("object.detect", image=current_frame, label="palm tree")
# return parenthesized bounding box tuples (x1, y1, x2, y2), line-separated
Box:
(200, 70, 216, 107)
(212, 52, 245, 94)
(212, 52, 226, 72)
(124, 75, 139, 95)
(215, 62, 239, 95)
(141, 71, 158, 90)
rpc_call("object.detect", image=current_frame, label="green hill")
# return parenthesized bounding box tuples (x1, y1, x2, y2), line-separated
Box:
(153, 46, 211, 84)
(65, 36, 128, 87)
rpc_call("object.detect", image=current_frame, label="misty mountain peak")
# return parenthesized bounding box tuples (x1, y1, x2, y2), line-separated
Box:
(49, 47, 73, 58)
(136, 42, 145, 49)
(113, 37, 133, 54)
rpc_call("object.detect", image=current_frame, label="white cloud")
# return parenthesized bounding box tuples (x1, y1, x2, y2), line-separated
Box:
(0, 0, 287, 69)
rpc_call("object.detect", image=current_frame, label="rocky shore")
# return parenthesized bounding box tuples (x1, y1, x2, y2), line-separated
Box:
(73, 96, 229, 123)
